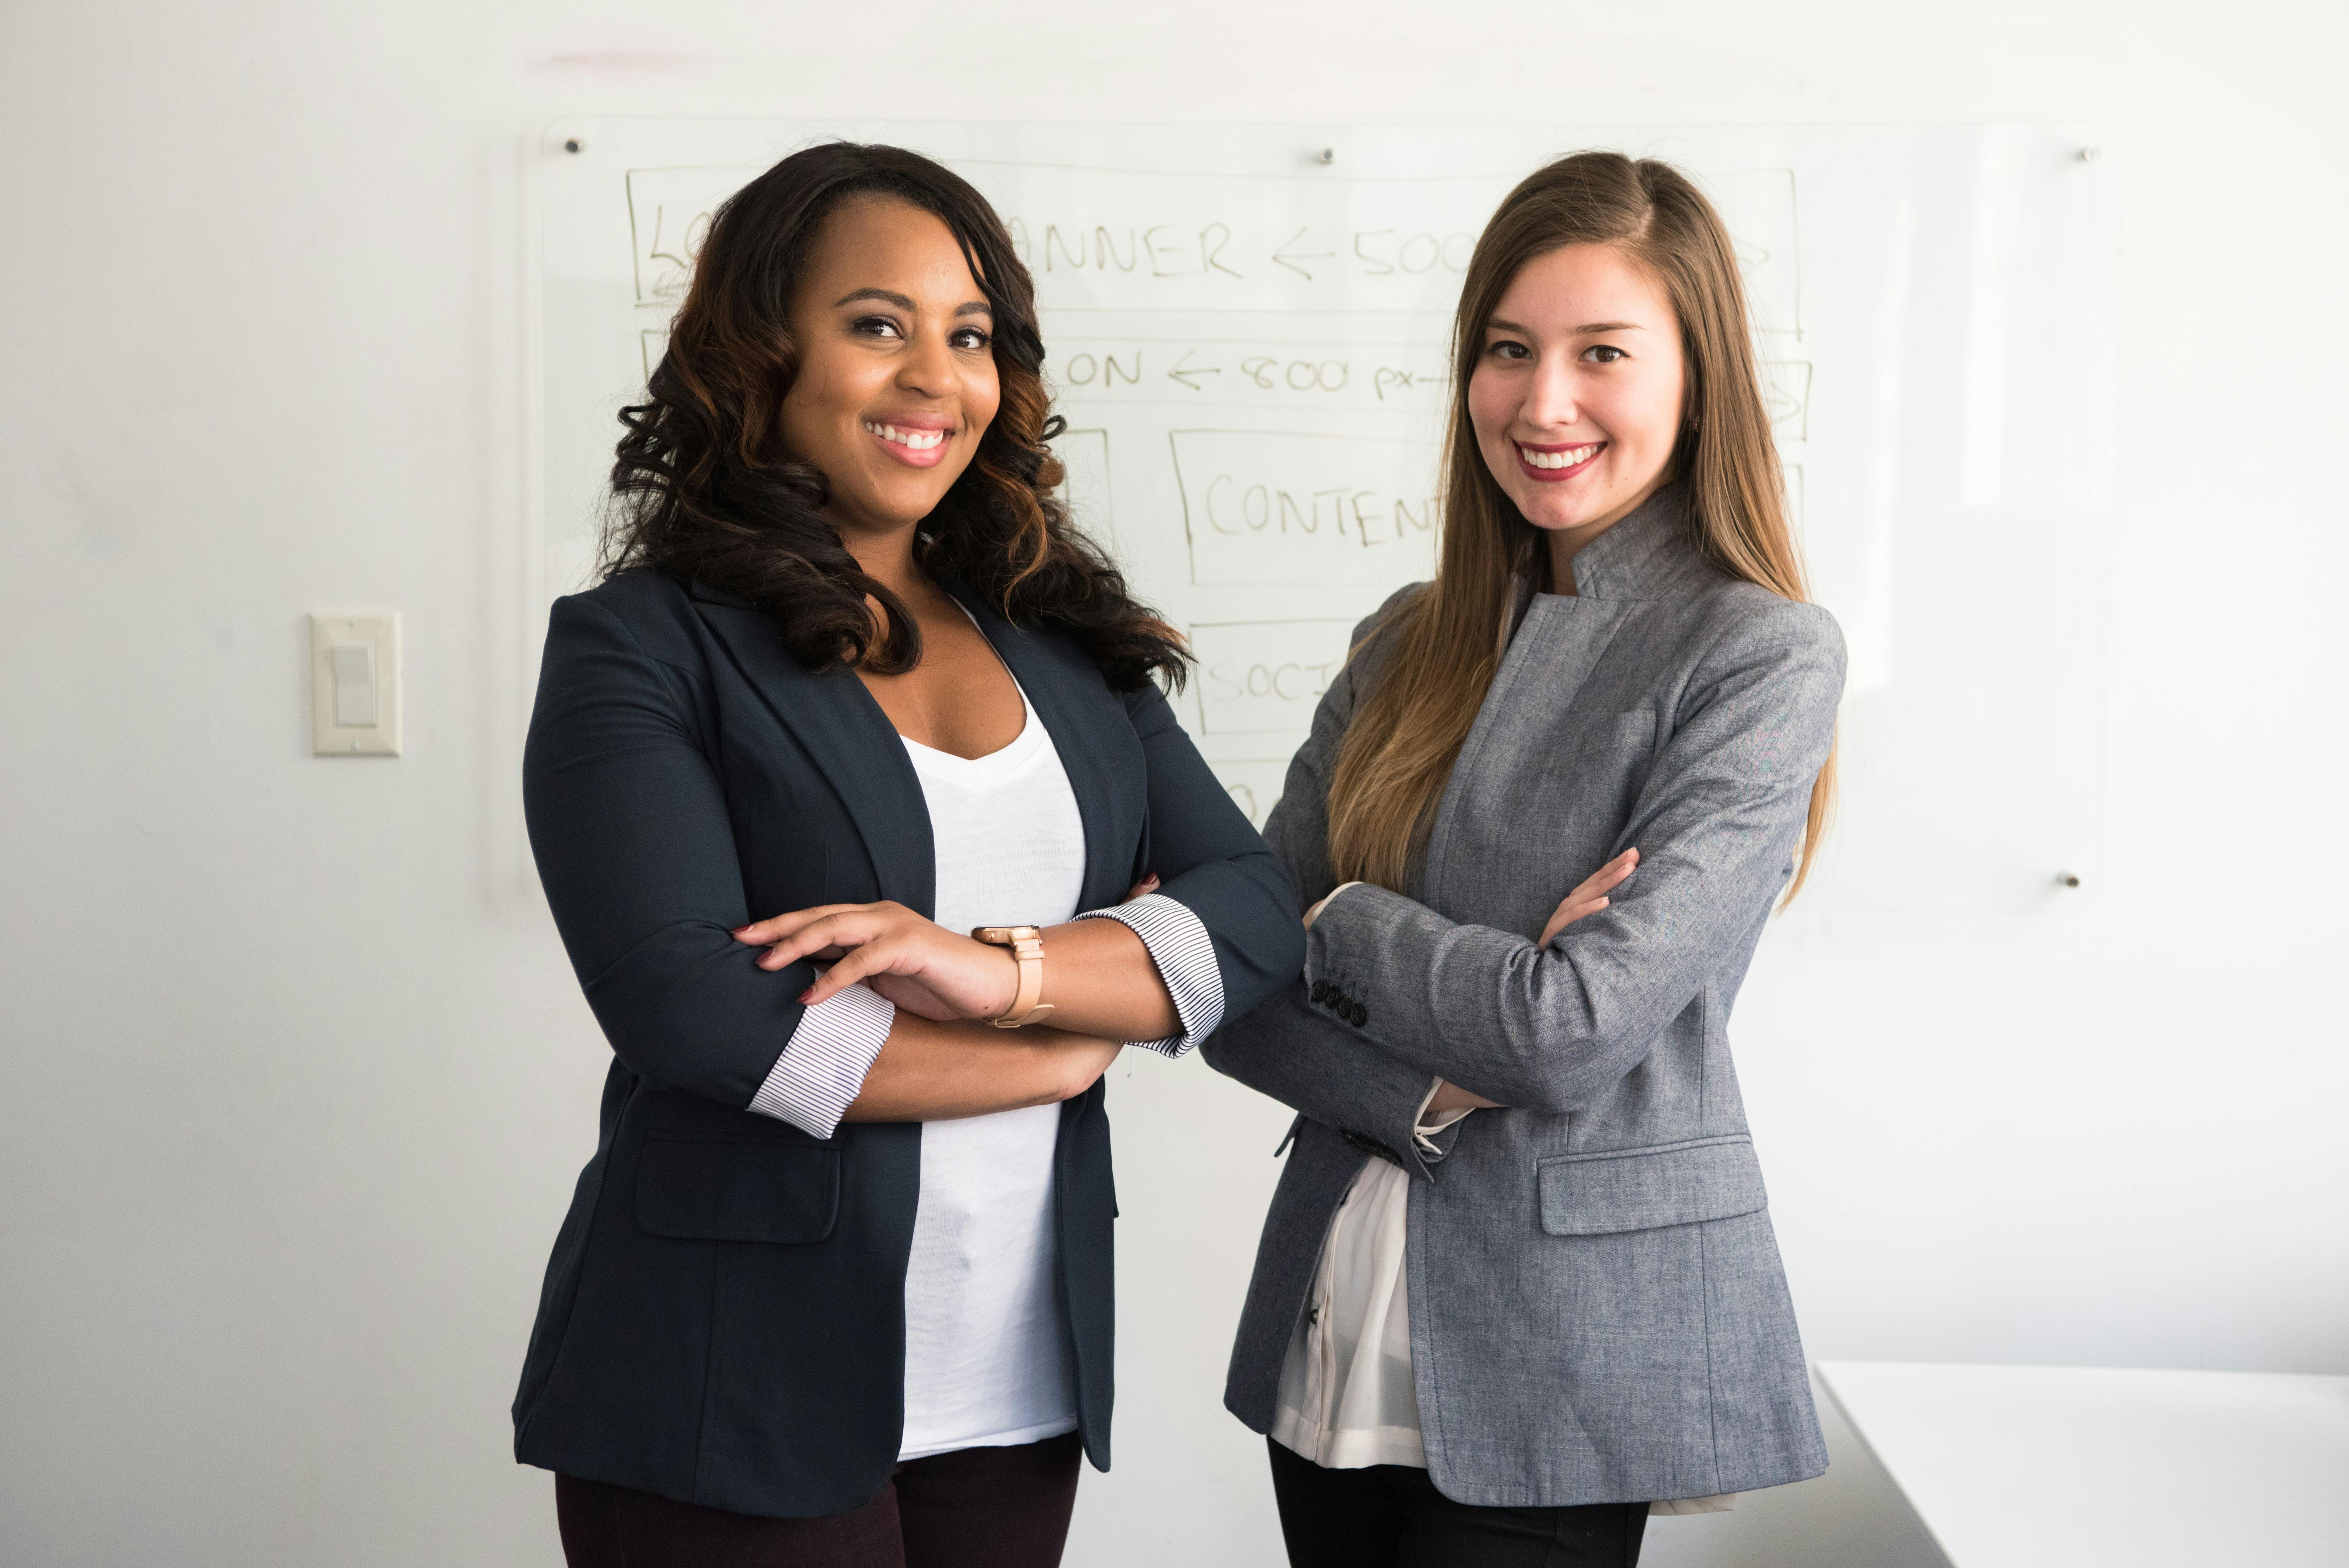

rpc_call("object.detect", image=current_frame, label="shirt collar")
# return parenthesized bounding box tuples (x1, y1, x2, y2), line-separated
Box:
(1552, 481, 1705, 602)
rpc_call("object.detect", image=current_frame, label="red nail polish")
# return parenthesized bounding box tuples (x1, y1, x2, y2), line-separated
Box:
(798, 989, 815, 1004)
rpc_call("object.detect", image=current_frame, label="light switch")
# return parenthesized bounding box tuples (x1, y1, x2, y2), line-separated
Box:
(311, 611, 401, 756)
(331, 644, 376, 727)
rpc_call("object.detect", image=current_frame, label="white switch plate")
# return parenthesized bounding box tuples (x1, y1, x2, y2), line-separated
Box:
(310, 611, 401, 756)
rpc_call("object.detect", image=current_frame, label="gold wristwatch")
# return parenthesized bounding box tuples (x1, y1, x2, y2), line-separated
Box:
(971, 926, 1055, 1028)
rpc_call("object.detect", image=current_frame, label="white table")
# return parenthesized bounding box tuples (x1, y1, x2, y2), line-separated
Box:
(1816, 1361, 2349, 1567)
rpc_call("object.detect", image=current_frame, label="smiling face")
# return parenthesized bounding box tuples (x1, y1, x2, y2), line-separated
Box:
(1467, 242, 1688, 568)
(778, 195, 1001, 544)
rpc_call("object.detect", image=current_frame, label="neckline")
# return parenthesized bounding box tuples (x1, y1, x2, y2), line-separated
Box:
(899, 683, 1047, 782)
(894, 597, 1042, 772)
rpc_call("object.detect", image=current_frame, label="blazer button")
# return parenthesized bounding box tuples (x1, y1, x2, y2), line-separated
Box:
(1349, 1003, 1368, 1026)
(1310, 979, 1331, 1004)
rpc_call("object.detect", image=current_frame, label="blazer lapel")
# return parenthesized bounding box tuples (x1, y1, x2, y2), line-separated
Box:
(687, 581, 938, 918)
(945, 580, 1137, 913)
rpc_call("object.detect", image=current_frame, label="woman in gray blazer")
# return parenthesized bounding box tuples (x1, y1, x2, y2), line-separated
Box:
(1204, 151, 1845, 1566)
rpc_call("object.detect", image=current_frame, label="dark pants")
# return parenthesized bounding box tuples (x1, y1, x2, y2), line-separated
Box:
(1267, 1439, 1648, 1568)
(556, 1432, 1083, 1568)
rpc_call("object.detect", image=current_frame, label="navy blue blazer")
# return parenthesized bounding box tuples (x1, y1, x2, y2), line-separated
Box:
(510, 568, 1304, 1519)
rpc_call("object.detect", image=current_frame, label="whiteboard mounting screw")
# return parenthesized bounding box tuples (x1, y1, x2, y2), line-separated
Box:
(563, 136, 584, 155)
(2057, 871, 2081, 889)
(1317, 147, 1336, 165)
(2077, 146, 2101, 164)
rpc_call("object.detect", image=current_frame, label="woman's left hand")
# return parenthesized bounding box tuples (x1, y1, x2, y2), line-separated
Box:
(733, 902, 1019, 1021)
(1538, 848, 1638, 945)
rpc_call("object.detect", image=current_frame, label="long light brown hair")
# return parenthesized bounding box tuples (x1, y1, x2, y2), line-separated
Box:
(1326, 151, 1835, 897)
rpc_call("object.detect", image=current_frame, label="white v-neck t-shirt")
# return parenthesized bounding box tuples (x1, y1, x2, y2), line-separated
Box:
(747, 639, 1232, 1462)
(894, 683, 1088, 1460)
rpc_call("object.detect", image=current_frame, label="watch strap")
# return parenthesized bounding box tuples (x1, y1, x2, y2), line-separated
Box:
(971, 926, 1055, 1028)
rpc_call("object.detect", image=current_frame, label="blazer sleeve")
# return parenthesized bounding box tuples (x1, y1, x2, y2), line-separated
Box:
(524, 593, 822, 1109)
(1118, 678, 1307, 1030)
(1202, 986, 1453, 1180)
(1303, 599, 1845, 1115)
(1200, 591, 1443, 1168)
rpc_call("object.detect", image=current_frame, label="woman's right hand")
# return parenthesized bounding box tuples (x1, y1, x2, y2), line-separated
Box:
(1428, 1078, 1504, 1115)
(733, 901, 1021, 1021)
(1538, 848, 1638, 945)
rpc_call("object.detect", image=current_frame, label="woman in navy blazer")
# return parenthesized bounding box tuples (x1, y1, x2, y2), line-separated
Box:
(512, 144, 1303, 1567)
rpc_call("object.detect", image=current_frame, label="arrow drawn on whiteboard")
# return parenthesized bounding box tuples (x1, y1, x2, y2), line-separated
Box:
(1273, 227, 1336, 280)
(1167, 350, 1222, 391)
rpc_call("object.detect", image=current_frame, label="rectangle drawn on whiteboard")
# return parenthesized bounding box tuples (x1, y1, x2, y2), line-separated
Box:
(627, 167, 748, 305)
(1761, 360, 1813, 441)
(1174, 430, 1439, 587)
(624, 159, 1502, 318)
(1710, 169, 1802, 340)
(1211, 758, 1295, 829)
(1190, 619, 1354, 737)
(619, 160, 1796, 329)
(1050, 427, 1114, 547)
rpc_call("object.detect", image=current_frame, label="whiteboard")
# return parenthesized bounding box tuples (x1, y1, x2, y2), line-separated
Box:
(538, 118, 2114, 912)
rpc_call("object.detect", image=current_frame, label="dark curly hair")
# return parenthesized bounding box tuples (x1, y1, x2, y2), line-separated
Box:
(601, 141, 1187, 690)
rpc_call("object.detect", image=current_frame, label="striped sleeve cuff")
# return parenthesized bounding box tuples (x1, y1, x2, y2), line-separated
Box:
(748, 981, 895, 1140)
(1074, 891, 1224, 1059)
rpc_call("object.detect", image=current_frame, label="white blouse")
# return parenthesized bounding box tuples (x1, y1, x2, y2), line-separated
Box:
(746, 675, 1225, 1464)
(1268, 1085, 1468, 1468)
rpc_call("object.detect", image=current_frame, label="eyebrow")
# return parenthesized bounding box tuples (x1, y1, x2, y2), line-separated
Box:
(1486, 316, 1646, 335)
(831, 287, 993, 318)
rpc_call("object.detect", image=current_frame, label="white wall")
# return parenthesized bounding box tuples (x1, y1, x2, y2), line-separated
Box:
(3, 3, 2343, 1564)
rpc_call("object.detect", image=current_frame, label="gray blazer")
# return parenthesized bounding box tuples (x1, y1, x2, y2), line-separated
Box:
(1203, 486, 1842, 1508)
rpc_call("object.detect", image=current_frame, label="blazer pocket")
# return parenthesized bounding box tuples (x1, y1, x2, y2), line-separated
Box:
(635, 1134, 841, 1244)
(1536, 1134, 1766, 1235)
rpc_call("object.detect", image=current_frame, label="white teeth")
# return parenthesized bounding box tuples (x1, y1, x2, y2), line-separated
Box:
(1519, 442, 1600, 470)
(864, 420, 946, 451)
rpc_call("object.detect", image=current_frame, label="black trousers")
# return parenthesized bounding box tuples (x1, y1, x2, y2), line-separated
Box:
(556, 1432, 1083, 1568)
(1267, 1439, 1647, 1568)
